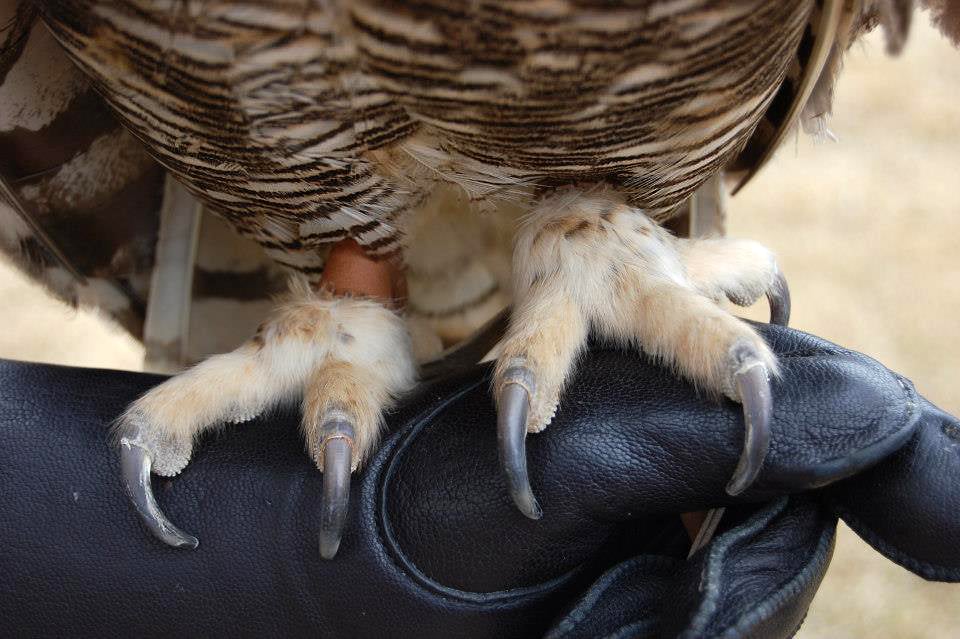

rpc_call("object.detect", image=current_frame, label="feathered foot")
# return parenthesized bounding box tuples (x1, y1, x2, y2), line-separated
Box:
(494, 189, 789, 518)
(117, 278, 416, 557)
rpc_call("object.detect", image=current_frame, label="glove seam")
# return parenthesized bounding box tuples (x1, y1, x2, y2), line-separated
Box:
(681, 497, 790, 638)
(719, 507, 836, 638)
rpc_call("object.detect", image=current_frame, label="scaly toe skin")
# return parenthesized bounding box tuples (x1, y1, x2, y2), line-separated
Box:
(117, 402, 198, 548)
(113, 339, 287, 549)
(119, 410, 194, 477)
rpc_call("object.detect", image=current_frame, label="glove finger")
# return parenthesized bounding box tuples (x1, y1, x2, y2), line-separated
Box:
(545, 496, 836, 639)
(384, 324, 920, 591)
(826, 398, 960, 582)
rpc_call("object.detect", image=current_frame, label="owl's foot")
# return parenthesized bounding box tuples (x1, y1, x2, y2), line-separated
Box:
(118, 276, 416, 558)
(494, 189, 789, 518)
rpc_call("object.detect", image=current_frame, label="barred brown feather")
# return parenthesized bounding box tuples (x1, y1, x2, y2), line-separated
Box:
(35, 0, 812, 273)
(4, 0, 929, 360)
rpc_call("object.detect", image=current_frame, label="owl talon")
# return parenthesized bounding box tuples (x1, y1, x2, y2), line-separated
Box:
(497, 366, 543, 520)
(318, 419, 355, 560)
(766, 270, 791, 327)
(725, 347, 774, 496)
(725, 268, 783, 495)
(119, 438, 199, 549)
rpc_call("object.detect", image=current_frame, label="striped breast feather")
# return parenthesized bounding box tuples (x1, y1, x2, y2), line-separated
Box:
(351, 0, 814, 216)
(38, 1, 422, 261)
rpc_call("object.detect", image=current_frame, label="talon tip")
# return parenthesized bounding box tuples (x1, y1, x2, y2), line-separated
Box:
(513, 489, 543, 520)
(319, 533, 342, 560)
(725, 467, 756, 497)
(726, 357, 773, 496)
(173, 534, 200, 550)
(318, 433, 353, 561)
(497, 378, 543, 519)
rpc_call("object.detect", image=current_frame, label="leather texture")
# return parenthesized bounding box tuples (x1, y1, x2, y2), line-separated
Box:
(546, 497, 836, 639)
(0, 324, 955, 638)
(826, 398, 960, 582)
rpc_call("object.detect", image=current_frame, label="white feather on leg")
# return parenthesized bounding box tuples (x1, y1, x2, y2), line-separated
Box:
(115, 278, 417, 476)
(496, 187, 782, 434)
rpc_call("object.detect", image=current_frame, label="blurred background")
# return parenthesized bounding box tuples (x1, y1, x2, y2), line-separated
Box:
(1, 9, 958, 637)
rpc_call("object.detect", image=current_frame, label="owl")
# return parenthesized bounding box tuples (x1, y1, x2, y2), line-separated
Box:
(2, 0, 957, 558)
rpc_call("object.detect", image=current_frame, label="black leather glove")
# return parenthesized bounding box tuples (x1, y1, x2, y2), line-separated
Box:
(1, 324, 957, 638)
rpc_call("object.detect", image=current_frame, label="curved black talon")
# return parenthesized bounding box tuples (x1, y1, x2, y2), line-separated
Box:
(119, 439, 199, 549)
(725, 354, 773, 496)
(767, 270, 791, 327)
(695, 272, 789, 552)
(497, 367, 543, 520)
(318, 420, 355, 559)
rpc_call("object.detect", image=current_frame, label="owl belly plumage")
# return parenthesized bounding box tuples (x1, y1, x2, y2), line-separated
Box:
(40, 0, 812, 276)
(41, 1, 420, 276)
(355, 0, 812, 217)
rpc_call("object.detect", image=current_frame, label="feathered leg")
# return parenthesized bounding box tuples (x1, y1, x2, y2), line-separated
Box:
(118, 240, 416, 557)
(494, 188, 789, 517)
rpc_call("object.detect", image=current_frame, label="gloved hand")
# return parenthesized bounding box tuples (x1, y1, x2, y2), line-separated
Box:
(0, 324, 956, 638)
